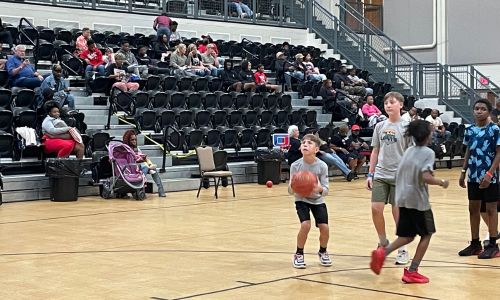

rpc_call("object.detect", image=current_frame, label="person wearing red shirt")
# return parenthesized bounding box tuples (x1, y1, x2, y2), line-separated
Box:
(80, 39, 105, 79)
(253, 64, 280, 93)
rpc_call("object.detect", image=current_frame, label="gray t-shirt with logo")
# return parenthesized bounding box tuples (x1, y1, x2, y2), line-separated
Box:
(395, 146, 435, 211)
(371, 119, 412, 179)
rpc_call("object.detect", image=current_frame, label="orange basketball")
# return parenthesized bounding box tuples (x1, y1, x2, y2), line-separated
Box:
(291, 171, 317, 197)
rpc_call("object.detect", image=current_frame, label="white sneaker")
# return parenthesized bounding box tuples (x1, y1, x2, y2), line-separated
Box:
(240, 12, 247, 18)
(293, 254, 306, 269)
(395, 249, 410, 265)
(318, 251, 332, 267)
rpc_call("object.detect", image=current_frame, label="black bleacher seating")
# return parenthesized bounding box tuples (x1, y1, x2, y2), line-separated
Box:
(203, 92, 218, 114)
(170, 92, 187, 115)
(0, 89, 13, 110)
(133, 91, 151, 116)
(163, 76, 178, 91)
(194, 110, 212, 134)
(187, 92, 203, 113)
(212, 110, 228, 131)
(151, 91, 169, 116)
(158, 110, 176, 132)
(0, 71, 9, 88)
(275, 110, 289, 130)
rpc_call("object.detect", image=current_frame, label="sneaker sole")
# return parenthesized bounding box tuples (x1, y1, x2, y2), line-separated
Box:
(477, 250, 500, 259)
(293, 264, 306, 269)
(458, 249, 482, 256)
(319, 262, 332, 267)
(395, 260, 409, 265)
(402, 277, 429, 284)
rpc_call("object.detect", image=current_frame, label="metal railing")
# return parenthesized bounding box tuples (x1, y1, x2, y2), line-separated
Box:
(18, 17, 40, 69)
(307, 0, 415, 94)
(1, 0, 304, 28)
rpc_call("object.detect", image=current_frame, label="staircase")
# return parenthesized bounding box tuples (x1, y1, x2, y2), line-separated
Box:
(289, 0, 500, 123)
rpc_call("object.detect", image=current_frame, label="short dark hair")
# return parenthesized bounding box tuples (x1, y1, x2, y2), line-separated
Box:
(171, 21, 178, 26)
(82, 27, 90, 32)
(302, 134, 320, 147)
(256, 64, 264, 69)
(474, 98, 492, 112)
(407, 119, 432, 146)
(87, 39, 95, 46)
(282, 42, 289, 46)
(121, 40, 130, 46)
(45, 100, 60, 113)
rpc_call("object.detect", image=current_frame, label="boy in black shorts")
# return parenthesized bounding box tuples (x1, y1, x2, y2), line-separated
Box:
(289, 134, 331, 269)
(370, 120, 449, 283)
(458, 99, 500, 259)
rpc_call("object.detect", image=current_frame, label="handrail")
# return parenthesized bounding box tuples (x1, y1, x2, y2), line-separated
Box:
(337, 1, 419, 67)
(18, 17, 40, 70)
(311, 0, 416, 93)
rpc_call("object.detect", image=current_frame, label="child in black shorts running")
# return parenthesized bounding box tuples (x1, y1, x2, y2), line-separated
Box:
(370, 120, 449, 283)
(458, 99, 500, 259)
(289, 134, 331, 269)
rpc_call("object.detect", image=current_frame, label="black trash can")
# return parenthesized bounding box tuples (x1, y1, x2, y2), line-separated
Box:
(255, 149, 284, 185)
(257, 160, 282, 184)
(45, 158, 82, 202)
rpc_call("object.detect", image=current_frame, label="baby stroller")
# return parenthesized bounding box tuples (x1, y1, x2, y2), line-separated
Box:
(101, 141, 146, 200)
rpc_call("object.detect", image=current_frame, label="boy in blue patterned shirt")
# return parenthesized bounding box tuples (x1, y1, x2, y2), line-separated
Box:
(459, 99, 500, 259)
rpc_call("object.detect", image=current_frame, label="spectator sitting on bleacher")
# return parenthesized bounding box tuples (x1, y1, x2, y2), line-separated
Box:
(425, 109, 450, 142)
(274, 51, 286, 84)
(362, 95, 387, 127)
(105, 52, 140, 92)
(346, 124, 369, 178)
(285, 125, 302, 166)
(401, 106, 420, 123)
(7, 45, 44, 89)
(220, 60, 243, 92)
(238, 60, 256, 92)
(75, 27, 90, 54)
(0, 17, 14, 51)
(348, 67, 373, 95)
(80, 40, 105, 79)
(334, 64, 366, 96)
(303, 53, 326, 82)
(154, 34, 170, 59)
(281, 42, 290, 58)
(186, 43, 210, 77)
(319, 79, 336, 113)
(103, 47, 115, 68)
(39, 64, 75, 110)
(254, 64, 280, 93)
(170, 43, 188, 76)
(201, 43, 220, 77)
(230, 0, 254, 18)
(284, 53, 306, 92)
(117, 41, 148, 77)
(317, 135, 355, 182)
(41, 101, 84, 159)
(331, 125, 364, 179)
(169, 21, 182, 43)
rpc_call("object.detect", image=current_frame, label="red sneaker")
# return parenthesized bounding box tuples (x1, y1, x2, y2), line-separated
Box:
(402, 268, 429, 284)
(370, 247, 386, 275)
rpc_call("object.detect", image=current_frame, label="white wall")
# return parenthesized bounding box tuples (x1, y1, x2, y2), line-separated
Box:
(475, 64, 500, 88)
(0, 2, 310, 45)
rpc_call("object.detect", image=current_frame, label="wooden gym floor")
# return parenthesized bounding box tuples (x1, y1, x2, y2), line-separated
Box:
(0, 168, 499, 299)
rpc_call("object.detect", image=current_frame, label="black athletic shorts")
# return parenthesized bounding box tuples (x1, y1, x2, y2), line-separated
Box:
(295, 201, 328, 226)
(396, 207, 436, 238)
(480, 200, 500, 213)
(467, 182, 499, 203)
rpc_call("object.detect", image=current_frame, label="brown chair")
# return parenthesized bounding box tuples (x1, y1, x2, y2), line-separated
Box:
(195, 146, 235, 198)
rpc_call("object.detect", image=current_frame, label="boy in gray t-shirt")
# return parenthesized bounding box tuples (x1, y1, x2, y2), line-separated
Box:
(370, 119, 449, 284)
(366, 92, 412, 265)
(289, 134, 331, 269)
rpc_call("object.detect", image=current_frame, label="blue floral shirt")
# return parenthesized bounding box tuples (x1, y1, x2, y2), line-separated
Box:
(463, 123, 500, 183)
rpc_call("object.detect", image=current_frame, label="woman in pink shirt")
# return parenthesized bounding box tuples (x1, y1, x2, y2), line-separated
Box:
(362, 95, 387, 127)
(153, 13, 172, 40)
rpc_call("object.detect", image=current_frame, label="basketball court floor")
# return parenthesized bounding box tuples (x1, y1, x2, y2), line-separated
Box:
(0, 168, 498, 299)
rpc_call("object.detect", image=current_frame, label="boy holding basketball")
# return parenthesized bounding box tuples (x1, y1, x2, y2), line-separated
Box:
(458, 99, 500, 259)
(366, 92, 412, 264)
(370, 120, 449, 283)
(289, 134, 331, 269)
